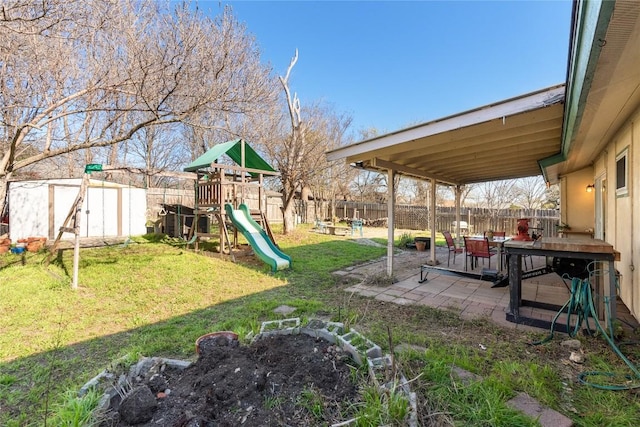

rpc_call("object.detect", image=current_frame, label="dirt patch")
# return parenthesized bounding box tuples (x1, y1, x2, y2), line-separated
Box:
(99, 333, 360, 426)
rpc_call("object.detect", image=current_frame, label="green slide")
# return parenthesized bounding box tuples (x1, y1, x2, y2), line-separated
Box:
(225, 204, 292, 272)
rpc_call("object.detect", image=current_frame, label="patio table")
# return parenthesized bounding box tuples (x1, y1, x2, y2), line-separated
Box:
(503, 237, 619, 330)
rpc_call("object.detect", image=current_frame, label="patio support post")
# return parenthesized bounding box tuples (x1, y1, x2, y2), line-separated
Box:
(455, 185, 462, 240)
(386, 168, 395, 277)
(429, 178, 437, 265)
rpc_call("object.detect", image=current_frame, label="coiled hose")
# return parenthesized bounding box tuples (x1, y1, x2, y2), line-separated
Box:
(532, 266, 640, 390)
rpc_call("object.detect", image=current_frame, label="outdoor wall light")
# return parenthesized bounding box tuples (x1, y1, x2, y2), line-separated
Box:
(586, 184, 595, 193)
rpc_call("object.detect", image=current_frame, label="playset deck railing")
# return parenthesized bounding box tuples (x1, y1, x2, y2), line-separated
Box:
(195, 164, 278, 213)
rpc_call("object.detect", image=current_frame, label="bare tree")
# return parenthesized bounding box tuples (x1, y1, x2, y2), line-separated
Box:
(458, 184, 477, 207)
(124, 124, 187, 188)
(256, 50, 347, 233)
(351, 170, 386, 202)
(0, 1, 275, 216)
(408, 180, 459, 206)
(475, 179, 517, 229)
(301, 105, 354, 221)
(513, 176, 548, 210)
(544, 182, 560, 209)
(272, 50, 304, 233)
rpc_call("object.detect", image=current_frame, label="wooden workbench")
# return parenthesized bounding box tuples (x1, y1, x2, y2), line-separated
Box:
(504, 237, 619, 329)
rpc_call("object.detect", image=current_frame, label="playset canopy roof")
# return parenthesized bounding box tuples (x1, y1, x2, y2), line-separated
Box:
(183, 139, 276, 174)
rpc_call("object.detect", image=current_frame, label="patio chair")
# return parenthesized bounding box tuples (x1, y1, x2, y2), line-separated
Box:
(443, 231, 463, 267)
(351, 219, 363, 237)
(474, 237, 497, 269)
(463, 236, 476, 271)
(484, 230, 506, 262)
(464, 237, 496, 270)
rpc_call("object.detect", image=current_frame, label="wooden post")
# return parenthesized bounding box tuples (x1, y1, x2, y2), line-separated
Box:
(258, 174, 264, 213)
(218, 168, 225, 254)
(46, 172, 90, 289)
(46, 172, 90, 268)
(386, 169, 395, 277)
(429, 178, 437, 266)
(72, 176, 90, 246)
(455, 185, 462, 241)
(240, 140, 246, 203)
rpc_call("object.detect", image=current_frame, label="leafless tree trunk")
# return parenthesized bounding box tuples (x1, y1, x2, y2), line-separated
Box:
(276, 51, 304, 233)
(303, 106, 353, 221)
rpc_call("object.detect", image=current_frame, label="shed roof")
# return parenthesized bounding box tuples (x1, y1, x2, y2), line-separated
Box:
(183, 139, 276, 173)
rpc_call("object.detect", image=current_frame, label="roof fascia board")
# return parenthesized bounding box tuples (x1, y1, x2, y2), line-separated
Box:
(538, 153, 567, 182)
(326, 85, 565, 162)
(561, 0, 615, 157)
(540, 0, 615, 182)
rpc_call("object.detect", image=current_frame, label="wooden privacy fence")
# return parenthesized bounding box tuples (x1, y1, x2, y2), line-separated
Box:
(146, 187, 283, 224)
(301, 200, 560, 237)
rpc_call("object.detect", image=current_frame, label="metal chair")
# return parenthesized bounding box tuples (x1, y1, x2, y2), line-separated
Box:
(485, 230, 506, 264)
(351, 219, 363, 236)
(463, 236, 475, 271)
(443, 231, 463, 267)
(464, 237, 496, 270)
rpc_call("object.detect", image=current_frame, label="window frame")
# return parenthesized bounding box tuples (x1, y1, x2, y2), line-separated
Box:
(615, 147, 629, 197)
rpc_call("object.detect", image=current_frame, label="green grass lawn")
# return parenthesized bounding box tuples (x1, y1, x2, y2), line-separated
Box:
(1, 225, 638, 426)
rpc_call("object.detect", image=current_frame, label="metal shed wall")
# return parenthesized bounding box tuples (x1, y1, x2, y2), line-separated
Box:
(8, 179, 147, 241)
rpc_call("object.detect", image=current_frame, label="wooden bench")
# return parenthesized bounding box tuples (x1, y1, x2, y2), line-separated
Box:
(326, 225, 350, 235)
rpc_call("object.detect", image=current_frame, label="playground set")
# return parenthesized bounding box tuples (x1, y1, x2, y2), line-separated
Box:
(45, 139, 291, 289)
(182, 139, 291, 272)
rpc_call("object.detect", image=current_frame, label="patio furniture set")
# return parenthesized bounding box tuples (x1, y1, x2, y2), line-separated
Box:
(443, 230, 509, 272)
(436, 230, 621, 331)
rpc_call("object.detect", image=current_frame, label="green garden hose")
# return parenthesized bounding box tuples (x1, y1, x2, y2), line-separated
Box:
(532, 268, 640, 390)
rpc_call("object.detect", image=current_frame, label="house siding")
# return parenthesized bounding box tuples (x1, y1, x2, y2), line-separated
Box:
(560, 166, 595, 232)
(597, 106, 640, 321)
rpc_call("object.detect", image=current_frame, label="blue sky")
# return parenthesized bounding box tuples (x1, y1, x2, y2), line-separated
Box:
(203, 0, 572, 136)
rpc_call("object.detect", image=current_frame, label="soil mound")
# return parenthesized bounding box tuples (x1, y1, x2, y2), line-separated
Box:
(99, 333, 359, 426)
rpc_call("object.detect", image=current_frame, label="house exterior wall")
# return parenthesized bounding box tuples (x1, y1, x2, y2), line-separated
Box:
(8, 179, 147, 241)
(560, 166, 595, 233)
(594, 106, 640, 321)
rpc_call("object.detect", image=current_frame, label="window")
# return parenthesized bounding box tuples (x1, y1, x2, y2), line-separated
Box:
(615, 147, 628, 197)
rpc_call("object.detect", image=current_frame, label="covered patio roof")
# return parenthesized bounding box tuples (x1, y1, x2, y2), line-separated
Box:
(326, 84, 565, 186)
(326, 84, 566, 277)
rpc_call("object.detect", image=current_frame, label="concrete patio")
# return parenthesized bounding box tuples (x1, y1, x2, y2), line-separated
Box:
(336, 240, 639, 333)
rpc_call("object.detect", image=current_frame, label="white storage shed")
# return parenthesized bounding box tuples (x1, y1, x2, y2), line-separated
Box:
(8, 178, 147, 241)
